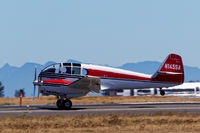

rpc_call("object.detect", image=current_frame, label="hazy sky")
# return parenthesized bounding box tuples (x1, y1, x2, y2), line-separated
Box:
(0, 0, 200, 67)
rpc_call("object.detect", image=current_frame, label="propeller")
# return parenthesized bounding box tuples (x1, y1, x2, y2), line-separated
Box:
(33, 66, 42, 100)
(33, 67, 37, 99)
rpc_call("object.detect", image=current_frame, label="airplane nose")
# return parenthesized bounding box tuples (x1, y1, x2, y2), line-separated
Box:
(33, 67, 37, 99)
(33, 80, 39, 85)
(33, 80, 43, 86)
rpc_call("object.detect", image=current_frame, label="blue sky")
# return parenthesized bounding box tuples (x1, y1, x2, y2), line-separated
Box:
(0, 0, 200, 67)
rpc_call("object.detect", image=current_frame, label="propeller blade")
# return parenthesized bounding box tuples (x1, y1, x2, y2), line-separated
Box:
(33, 85, 36, 99)
(34, 67, 37, 81)
(38, 86, 41, 99)
(33, 67, 37, 100)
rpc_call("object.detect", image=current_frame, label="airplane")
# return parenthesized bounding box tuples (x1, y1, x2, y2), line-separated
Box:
(33, 53, 184, 109)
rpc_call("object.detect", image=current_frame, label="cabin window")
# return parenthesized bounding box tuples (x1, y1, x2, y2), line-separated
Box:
(62, 63, 82, 75)
(65, 66, 72, 74)
(72, 67, 81, 75)
(82, 69, 88, 75)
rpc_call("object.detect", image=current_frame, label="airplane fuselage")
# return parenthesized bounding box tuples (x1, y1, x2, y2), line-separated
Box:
(38, 62, 182, 98)
(34, 54, 184, 109)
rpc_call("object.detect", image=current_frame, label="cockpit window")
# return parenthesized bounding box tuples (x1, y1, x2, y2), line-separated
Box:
(42, 63, 60, 73)
(42, 63, 84, 76)
(44, 68, 56, 73)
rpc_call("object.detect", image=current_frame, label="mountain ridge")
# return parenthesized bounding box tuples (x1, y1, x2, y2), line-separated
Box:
(1, 60, 200, 97)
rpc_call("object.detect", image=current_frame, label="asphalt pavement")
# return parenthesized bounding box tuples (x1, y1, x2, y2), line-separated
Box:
(0, 102, 200, 117)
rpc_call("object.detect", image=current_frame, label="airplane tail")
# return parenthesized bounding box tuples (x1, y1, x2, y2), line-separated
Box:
(152, 54, 184, 84)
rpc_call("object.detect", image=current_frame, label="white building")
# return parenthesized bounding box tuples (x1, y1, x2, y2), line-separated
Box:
(162, 82, 200, 96)
(103, 82, 200, 96)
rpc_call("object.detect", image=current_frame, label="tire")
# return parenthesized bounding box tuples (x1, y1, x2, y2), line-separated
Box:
(160, 90, 165, 96)
(63, 99, 72, 109)
(56, 99, 64, 109)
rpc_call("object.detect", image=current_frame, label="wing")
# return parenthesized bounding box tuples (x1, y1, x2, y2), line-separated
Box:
(68, 76, 101, 93)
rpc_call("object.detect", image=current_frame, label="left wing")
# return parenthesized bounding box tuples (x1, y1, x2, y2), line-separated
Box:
(68, 76, 101, 93)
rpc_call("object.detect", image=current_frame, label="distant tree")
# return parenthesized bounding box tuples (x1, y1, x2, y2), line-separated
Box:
(0, 82, 4, 97)
(15, 89, 25, 97)
(14, 90, 20, 97)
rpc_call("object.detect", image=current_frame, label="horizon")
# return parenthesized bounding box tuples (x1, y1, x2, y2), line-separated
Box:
(1, 58, 199, 69)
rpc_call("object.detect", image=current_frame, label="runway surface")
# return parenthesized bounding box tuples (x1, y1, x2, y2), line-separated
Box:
(1, 102, 200, 117)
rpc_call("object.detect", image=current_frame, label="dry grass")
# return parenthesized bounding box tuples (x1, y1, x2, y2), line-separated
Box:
(0, 114, 200, 133)
(0, 96, 200, 132)
(0, 95, 200, 106)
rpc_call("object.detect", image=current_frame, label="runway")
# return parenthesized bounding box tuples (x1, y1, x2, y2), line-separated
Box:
(1, 102, 200, 117)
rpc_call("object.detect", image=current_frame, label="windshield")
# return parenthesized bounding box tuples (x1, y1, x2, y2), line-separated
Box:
(41, 63, 86, 75)
(42, 63, 61, 73)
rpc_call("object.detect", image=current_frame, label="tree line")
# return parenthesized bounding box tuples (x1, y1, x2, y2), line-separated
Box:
(0, 81, 25, 98)
(0, 81, 4, 97)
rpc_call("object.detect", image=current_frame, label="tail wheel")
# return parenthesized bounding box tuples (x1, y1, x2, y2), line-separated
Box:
(63, 99, 72, 109)
(160, 90, 165, 96)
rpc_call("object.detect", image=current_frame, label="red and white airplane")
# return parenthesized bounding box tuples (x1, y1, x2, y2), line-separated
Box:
(33, 54, 184, 109)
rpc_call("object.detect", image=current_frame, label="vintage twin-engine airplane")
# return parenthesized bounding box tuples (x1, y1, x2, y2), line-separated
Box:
(33, 54, 184, 109)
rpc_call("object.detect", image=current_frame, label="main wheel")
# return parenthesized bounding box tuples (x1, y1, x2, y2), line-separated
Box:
(56, 99, 64, 109)
(63, 99, 72, 109)
(160, 90, 165, 96)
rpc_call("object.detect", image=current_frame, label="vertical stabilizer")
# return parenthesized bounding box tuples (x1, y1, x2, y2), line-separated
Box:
(152, 54, 184, 83)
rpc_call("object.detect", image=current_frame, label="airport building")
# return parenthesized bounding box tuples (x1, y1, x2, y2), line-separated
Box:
(102, 82, 200, 96)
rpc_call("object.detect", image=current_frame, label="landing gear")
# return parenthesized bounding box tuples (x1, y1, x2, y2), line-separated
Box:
(56, 99, 63, 109)
(56, 98, 72, 109)
(160, 88, 165, 96)
(63, 99, 72, 109)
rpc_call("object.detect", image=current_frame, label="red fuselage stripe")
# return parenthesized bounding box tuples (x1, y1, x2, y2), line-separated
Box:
(43, 80, 73, 85)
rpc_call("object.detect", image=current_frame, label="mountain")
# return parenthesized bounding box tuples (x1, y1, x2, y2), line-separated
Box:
(0, 60, 200, 97)
(0, 61, 56, 98)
